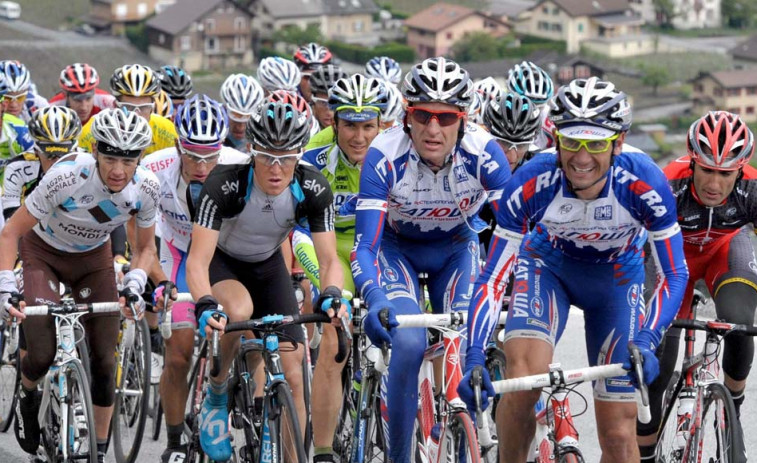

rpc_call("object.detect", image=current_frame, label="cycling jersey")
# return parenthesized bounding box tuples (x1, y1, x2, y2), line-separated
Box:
(306, 126, 335, 150)
(25, 152, 160, 253)
(467, 150, 688, 393)
(49, 89, 116, 124)
(532, 105, 555, 151)
(194, 162, 334, 263)
(2, 152, 41, 218)
(17, 91, 49, 123)
(79, 113, 178, 157)
(0, 113, 34, 175)
(141, 146, 249, 252)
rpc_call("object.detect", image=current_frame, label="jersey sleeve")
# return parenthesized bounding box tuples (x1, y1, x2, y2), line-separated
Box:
(78, 119, 95, 153)
(353, 146, 393, 308)
(299, 165, 335, 233)
(9, 123, 33, 155)
(26, 155, 88, 221)
(2, 157, 27, 212)
(479, 138, 511, 210)
(292, 226, 321, 289)
(193, 164, 244, 231)
(135, 168, 160, 228)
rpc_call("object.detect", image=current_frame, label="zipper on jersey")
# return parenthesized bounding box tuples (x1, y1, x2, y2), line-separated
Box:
(702, 207, 713, 252)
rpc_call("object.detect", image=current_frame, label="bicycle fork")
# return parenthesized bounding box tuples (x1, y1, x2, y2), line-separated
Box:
(535, 388, 580, 461)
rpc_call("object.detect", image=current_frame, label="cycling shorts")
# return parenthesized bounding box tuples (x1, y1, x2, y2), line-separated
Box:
(159, 239, 195, 330)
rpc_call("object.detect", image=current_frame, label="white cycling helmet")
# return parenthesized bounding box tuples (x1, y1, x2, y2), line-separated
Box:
(365, 56, 402, 85)
(91, 108, 152, 157)
(257, 57, 301, 93)
(220, 74, 264, 116)
(401, 57, 473, 108)
(381, 82, 405, 123)
(507, 61, 554, 105)
(1, 60, 31, 93)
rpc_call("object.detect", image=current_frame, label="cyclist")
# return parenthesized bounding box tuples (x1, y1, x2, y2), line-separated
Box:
(257, 56, 301, 95)
(0, 72, 34, 177)
(293, 42, 333, 100)
(458, 77, 689, 463)
(353, 57, 511, 463)
(0, 108, 159, 463)
(473, 76, 503, 119)
(158, 65, 193, 109)
(0, 60, 48, 123)
(364, 56, 402, 85)
(153, 89, 175, 121)
(140, 94, 247, 463)
(49, 63, 117, 125)
(186, 100, 348, 461)
(637, 111, 757, 461)
(3, 106, 82, 220)
(220, 73, 265, 151)
(297, 73, 388, 462)
(79, 64, 178, 156)
(309, 64, 348, 130)
(269, 89, 321, 139)
(381, 82, 405, 130)
(506, 60, 555, 150)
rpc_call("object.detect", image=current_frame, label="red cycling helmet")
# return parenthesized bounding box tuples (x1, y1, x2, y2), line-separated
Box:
(687, 111, 755, 171)
(60, 63, 100, 94)
(268, 90, 313, 119)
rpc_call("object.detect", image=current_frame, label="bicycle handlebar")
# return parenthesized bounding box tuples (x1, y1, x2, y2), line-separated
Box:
(158, 291, 193, 339)
(394, 312, 507, 329)
(24, 301, 122, 316)
(671, 318, 757, 336)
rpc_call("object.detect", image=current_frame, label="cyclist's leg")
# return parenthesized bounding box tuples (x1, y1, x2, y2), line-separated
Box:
(426, 233, 479, 316)
(499, 252, 567, 462)
(577, 260, 643, 463)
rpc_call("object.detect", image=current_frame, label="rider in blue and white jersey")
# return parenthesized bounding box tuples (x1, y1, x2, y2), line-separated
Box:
(353, 57, 511, 463)
(458, 77, 689, 463)
(141, 94, 247, 463)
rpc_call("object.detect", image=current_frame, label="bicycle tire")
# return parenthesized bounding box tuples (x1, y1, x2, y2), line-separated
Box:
(150, 385, 162, 441)
(59, 359, 98, 463)
(655, 373, 686, 463)
(350, 371, 388, 463)
(333, 358, 356, 461)
(558, 446, 585, 463)
(0, 321, 19, 432)
(267, 381, 307, 463)
(228, 353, 260, 463)
(689, 382, 745, 463)
(303, 344, 315, 458)
(111, 317, 151, 463)
(185, 340, 209, 463)
(437, 411, 482, 463)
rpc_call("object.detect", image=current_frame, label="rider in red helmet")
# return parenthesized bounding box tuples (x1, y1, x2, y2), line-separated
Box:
(49, 63, 116, 125)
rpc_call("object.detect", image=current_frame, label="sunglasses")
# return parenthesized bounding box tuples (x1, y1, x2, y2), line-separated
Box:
(228, 111, 252, 123)
(250, 148, 302, 167)
(3, 93, 27, 103)
(179, 146, 221, 164)
(311, 96, 330, 108)
(116, 101, 155, 113)
(407, 107, 465, 127)
(557, 133, 619, 154)
(495, 137, 532, 155)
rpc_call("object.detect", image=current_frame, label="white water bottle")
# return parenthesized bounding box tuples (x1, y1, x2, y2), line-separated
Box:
(674, 389, 696, 449)
(426, 422, 442, 463)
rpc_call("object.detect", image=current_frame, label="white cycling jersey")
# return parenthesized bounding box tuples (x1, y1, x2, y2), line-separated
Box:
(26, 151, 160, 253)
(140, 146, 249, 252)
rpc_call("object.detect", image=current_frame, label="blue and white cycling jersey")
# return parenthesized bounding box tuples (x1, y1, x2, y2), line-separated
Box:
(467, 149, 689, 357)
(353, 123, 511, 308)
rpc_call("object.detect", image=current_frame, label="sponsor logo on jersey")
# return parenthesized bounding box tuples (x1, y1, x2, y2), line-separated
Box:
(79, 288, 92, 299)
(398, 206, 462, 218)
(303, 179, 326, 196)
(316, 150, 328, 165)
(44, 171, 77, 200)
(443, 176, 451, 192)
(80, 194, 94, 205)
(627, 284, 640, 308)
(144, 157, 175, 172)
(221, 180, 239, 195)
(594, 205, 612, 220)
(383, 267, 398, 282)
(614, 166, 667, 217)
(559, 203, 573, 214)
(454, 165, 468, 182)
(530, 296, 544, 317)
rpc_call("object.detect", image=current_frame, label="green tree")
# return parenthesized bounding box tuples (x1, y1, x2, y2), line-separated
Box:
(451, 32, 501, 62)
(641, 65, 670, 96)
(272, 23, 324, 46)
(653, 0, 679, 28)
(722, 0, 757, 28)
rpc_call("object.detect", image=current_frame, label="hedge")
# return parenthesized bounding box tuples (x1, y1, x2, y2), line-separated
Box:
(326, 41, 415, 64)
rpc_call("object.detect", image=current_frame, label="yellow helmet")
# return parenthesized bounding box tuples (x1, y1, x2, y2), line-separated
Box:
(28, 106, 81, 156)
(154, 90, 175, 119)
(110, 64, 161, 97)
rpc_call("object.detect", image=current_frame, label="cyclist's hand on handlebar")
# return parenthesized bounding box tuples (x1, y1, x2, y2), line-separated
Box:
(624, 330, 659, 386)
(119, 287, 145, 320)
(196, 295, 227, 339)
(316, 286, 351, 324)
(1, 292, 25, 321)
(0, 270, 23, 320)
(458, 365, 495, 415)
(363, 302, 398, 347)
(152, 280, 177, 311)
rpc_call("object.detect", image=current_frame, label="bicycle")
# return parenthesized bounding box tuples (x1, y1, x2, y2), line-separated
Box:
(22, 298, 123, 463)
(655, 290, 753, 463)
(225, 312, 348, 463)
(0, 315, 19, 432)
(472, 344, 651, 463)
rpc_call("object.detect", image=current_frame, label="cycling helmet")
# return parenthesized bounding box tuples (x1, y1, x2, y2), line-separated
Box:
(153, 90, 175, 119)
(309, 64, 347, 97)
(28, 106, 82, 156)
(484, 93, 541, 142)
(220, 74, 264, 116)
(246, 100, 312, 151)
(329, 74, 388, 122)
(401, 57, 473, 108)
(268, 90, 313, 119)
(474, 77, 503, 106)
(293, 43, 333, 70)
(91, 108, 152, 157)
(687, 111, 755, 171)
(257, 57, 301, 93)
(467, 91, 484, 124)
(549, 77, 632, 133)
(382, 83, 405, 122)
(110, 64, 161, 98)
(158, 65, 193, 99)
(1, 60, 31, 93)
(506, 61, 554, 105)
(0, 72, 7, 97)
(59, 63, 100, 94)
(365, 56, 402, 85)
(174, 95, 228, 148)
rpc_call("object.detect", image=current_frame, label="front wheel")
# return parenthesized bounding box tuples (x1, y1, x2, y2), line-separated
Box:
(655, 373, 686, 463)
(690, 382, 745, 463)
(60, 360, 98, 463)
(268, 382, 307, 463)
(0, 320, 19, 432)
(437, 411, 481, 463)
(558, 446, 585, 463)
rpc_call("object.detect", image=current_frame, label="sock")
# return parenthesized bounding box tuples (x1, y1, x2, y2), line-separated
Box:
(729, 388, 745, 420)
(640, 444, 656, 461)
(97, 440, 108, 456)
(253, 396, 263, 415)
(206, 378, 227, 406)
(314, 447, 333, 456)
(167, 423, 184, 449)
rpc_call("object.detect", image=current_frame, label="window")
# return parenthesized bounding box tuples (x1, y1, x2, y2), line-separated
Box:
(446, 31, 453, 40)
(747, 86, 757, 95)
(234, 17, 246, 30)
(727, 88, 741, 97)
(747, 106, 755, 115)
(552, 7, 559, 15)
(180, 35, 191, 51)
(354, 20, 364, 32)
(558, 67, 573, 81)
(551, 23, 562, 32)
(542, 6, 548, 14)
(137, 2, 147, 16)
(206, 19, 215, 32)
(728, 107, 740, 114)
(205, 36, 218, 53)
(575, 65, 590, 78)
(538, 21, 549, 31)
(578, 23, 583, 33)
(714, 88, 723, 97)
(158, 33, 165, 45)
(115, 4, 127, 18)
(234, 35, 245, 52)
(694, 83, 704, 93)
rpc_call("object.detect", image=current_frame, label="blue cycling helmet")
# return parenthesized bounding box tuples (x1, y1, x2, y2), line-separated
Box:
(506, 61, 554, 105)
(0, 72, 7, 97)
(365, 56, 402, 85)
(0, 60, 31, 93)
(174, 94, 229, 147)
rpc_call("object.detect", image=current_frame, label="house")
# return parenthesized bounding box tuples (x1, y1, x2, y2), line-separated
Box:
(522, 0, 650, 57)
(487, 0, 535, 22)
(145, 0, 254, 72)
(404, 3, 511, 60)
(628, 0, 721, 30)
(691, 70, 757, 123)
(322, 0, 380, 46)
(88, 0, 176, 35)
(730, 35, 757, 68)
(247, 0, 325, 46)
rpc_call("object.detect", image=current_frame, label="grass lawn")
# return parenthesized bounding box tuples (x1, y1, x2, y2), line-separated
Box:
(377, 0, 487, 16)
(18, 0, 90, 30)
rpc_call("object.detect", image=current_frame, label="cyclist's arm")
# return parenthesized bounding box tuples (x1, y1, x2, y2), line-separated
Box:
(130, 223, 157, 275)
(312, 229, 342, 292)
(186, 224, 220, 300)
(0, 205, 37, 270)
(292, 226, 320, 288)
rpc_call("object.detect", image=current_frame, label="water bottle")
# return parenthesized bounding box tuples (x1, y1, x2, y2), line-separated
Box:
(349, 369, 362, 420)
(674, 388, 696, 449)
(426, 422, 442, 463)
